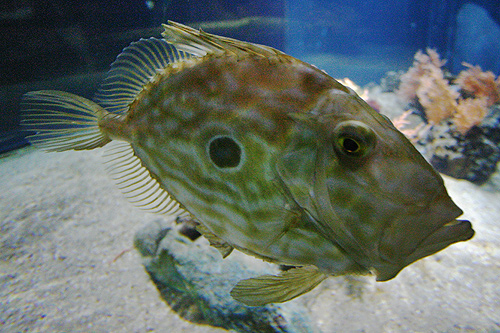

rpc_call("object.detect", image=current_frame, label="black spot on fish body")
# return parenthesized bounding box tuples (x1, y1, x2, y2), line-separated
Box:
(209, 136, 242, 168)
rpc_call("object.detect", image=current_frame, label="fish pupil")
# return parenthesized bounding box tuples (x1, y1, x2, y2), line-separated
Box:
(342, 138, 360, 153)
(209, 136, 242, 168)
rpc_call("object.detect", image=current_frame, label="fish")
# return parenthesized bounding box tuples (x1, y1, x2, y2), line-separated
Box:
(21, 21, 474, 306)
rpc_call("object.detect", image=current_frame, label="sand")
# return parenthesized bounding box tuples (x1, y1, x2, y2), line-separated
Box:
(1, 145, 499, 332)
(0, 147, 225, 332)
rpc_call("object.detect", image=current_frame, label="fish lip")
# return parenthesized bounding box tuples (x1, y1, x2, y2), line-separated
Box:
(408, 218, 474, 260)
(435, 218, 475, 241)
(442, 218, 468, 227)
(375, 218, 474, 282)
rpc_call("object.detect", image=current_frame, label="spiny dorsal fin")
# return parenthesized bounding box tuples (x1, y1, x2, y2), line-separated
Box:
(94, 37, 191, 115)
(196, 223, 234, 258)
(104, 141, 188, 216)
(162, 21, 286, 59)
(230, 266, 327, 306)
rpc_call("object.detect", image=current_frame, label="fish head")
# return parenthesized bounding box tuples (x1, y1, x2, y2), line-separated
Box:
(278, 86, 474, 280)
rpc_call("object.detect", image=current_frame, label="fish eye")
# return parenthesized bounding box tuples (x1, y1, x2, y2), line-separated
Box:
(208, 136, 242, 168)
(333, 121, 376, 158)
(339, 137, 360, 153)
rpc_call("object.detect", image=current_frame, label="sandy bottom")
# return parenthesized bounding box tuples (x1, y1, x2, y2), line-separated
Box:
(1, 145, 499, 332)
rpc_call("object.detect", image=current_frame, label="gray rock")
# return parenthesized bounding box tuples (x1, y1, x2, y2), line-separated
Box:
(416, 105, 500, 185)
(134, 219, 317, 333)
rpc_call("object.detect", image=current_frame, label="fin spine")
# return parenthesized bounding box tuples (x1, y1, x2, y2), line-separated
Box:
(21, 90, 111, 152)
(162, 21, 286, 60)
(230, 266, 327, 306)
(104, 142, 188, 216)
(94, 38, 190, 115)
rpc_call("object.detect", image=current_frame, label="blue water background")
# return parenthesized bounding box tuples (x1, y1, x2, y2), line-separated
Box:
(0, 0, 499, 152)
(286, 0, 500, 84)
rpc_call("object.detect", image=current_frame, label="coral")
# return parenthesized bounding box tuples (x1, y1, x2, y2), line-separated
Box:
(455, 63, 500, 106)
(391, 110, 427, 141)
(397, 48, 446, 102)
(397, 49, 498, 134)
(338, 77, 380, 111)
(453, 97, 489, 134)
(338, 77, 371, 100)
(399, 50, 500, 183)
(416, 68, 459, 124)
(391, 109, 412, 129)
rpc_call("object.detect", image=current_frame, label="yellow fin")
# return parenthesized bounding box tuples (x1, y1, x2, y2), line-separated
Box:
(94, 37, 191, 114)
(162, 21, 285, 59)
(104, 141, 188, 216)
(21, 90, 111, 152)
(196, 223, 233, 258)
(230, 266, 327, 306)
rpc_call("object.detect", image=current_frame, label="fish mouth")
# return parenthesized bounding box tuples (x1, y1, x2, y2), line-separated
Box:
(376, 218, 474, 281)
(411, 218, 474, 259)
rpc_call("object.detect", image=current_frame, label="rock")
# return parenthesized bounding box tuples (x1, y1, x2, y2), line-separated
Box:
(483, 161, 500, 190)
(134, 219, 317, 333)
(416, 105, 500, 185)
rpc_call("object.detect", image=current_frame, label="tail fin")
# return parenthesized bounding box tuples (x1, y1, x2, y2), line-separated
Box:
(21, 90, 112, 152)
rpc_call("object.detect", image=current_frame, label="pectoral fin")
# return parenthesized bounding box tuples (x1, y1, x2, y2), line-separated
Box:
(230, 266, 327, 306)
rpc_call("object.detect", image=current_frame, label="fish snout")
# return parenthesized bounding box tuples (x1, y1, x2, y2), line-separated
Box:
(374, 189, 474, 281)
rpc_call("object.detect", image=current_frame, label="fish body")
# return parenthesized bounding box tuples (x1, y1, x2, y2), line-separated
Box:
(21, 22, 474, 306)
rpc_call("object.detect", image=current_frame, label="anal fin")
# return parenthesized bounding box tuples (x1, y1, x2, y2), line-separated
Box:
(104, 142, 187, 216)
(230, 266, 327, 306)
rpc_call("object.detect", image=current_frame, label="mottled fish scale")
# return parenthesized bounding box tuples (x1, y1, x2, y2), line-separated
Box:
(21, 21, 474, 306)
(120, 51, 346, 256)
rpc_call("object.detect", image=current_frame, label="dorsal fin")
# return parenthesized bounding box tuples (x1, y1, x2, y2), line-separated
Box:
(162, 21, 286, 59)
(94, 37, 190, 114)
(104, 141, 189, 216)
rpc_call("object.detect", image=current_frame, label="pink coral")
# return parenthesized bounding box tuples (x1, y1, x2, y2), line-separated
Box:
(397, 49, 496, 134)
(416, 67, 459, 124)
(397, 48, 446, 102)
(453, 97, 489, 134)
(455, 63, 500, 106)
(391, 110, 426, 142)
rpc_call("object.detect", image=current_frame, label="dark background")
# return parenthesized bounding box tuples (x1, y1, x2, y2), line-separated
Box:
(1, 0, 499, 153)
